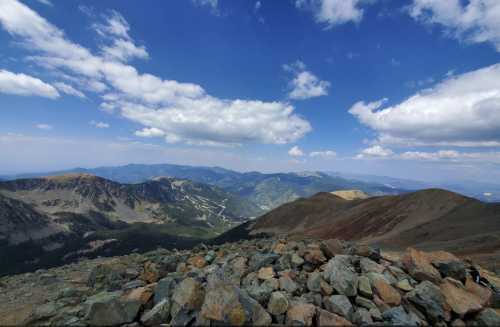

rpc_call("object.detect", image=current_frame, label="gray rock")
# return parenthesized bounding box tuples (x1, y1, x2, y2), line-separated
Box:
(360, 257, 385, 274)
(435, 261, 466, 282)
(353, 308, 373, 326)
(267, 291, 289, 315)
(324, 294, 353, 319)
(154, 277, 176, 305)
(355, 296, 377, 310)
(84, 291, 140, 326)
(141, 298, 171, 326)
(382, 306, 420, 326)
(358, 275, 372, 298)
(406, 281, 448, 323)
(279, 275, 299, 294)
(123, 280, 146, 291)
(249, 253, 279, 271)
(291, 253, 305, 268)
(474, 308, 500, 326)
(306, 271, 322, 293)
(323, 255, 358, 296)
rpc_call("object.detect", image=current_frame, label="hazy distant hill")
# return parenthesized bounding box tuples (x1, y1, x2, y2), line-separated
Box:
(2, 164, 404, 211)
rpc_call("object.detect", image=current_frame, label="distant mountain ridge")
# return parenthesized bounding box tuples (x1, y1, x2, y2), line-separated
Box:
(1, 163, 405, 211)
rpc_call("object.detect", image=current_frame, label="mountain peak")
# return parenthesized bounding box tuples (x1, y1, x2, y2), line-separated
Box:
(331, 189, 369, 200)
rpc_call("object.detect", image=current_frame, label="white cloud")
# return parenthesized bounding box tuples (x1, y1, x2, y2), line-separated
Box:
(135, 127, 165, 138)
(90, 120, 110, 129)
(288, 145, 305, 157)
(191, 0, 219, 14)
(0, 69, 59, 98)
(356, 145, 393, 158)
(296, 0, 373, 28)
(349, 63, 500, 147)
(53, 82, 85, 98)
(37, 0, 52, 6)
(0, 0, 311, 147)
(409, 0, 500, 52)
(309, 150, 336, 158)
(36, 123, 53, 130)
(284, 60, 330, 100)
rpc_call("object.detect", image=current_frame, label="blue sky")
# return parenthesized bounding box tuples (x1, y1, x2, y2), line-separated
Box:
(0, 0, 500, 183)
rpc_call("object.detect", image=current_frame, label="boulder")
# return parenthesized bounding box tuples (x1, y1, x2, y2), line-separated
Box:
(324, 295, 353, 319)
(440, 277, 482, 317)
(303, 245, 327, 264)
(396, 279, 414, 292)
(323, 255, 358, 296)
(249, 253, 279, 271)
(406, 281, 450, 323)
(84, 291, 140, 326)
(170, 278, 205, 318)
(320, 239, 345, 258)
(382, 306, 420, 326)
(435, 261, 467, 282)
(317, 309, 353, 326)
(353, 308, 373, 325)
(360, 257, 385, 274)
(306, 271, 323, 293)
(286, 303, 316, 326)
(140, 262, 162, 283)
(465, 277, 493, 307)
(474, 308, 500, 326)
(140, 298, 171, 326)
(355, 296, 378, 310)
(279, 275, 298, 294)
(154, 277, 177, 305)
(371, 275, 401, 306)
(267, 291, 289, 315)
(402, 248, 442, 284)
(358, 275, 372, 298)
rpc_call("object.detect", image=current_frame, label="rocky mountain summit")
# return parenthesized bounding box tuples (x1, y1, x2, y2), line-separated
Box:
(1, 237, 499, 326)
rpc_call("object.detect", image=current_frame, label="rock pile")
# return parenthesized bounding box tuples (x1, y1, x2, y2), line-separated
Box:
(3, 237, 500, 326)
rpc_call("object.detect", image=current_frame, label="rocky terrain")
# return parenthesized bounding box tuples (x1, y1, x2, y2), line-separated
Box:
(1, 236, 499, 326)
(235, 189, 500, 272)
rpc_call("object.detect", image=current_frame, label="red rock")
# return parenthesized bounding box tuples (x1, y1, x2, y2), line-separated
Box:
(187, 255, 207, 268)
(426, 251, 460, 265)
(465, 277, 492, 306)
(257, 267, 275, 280)
(304, 245, 327, 264)
(402, 248, 442, 284)
(125, 286, 153, 304)
(440, 278, 483, 317)
(140, 262, 160, 283)
(286, 303, 316, 326)
(321, 239, 345, 258)
(317, 309, 353, 326)
(372, 277, 401, 306)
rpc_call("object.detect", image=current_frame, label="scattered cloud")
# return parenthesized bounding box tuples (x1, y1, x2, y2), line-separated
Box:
(36, 0, 52, 6)
(309, 150, 336, 158)
(0, 69, 59, 98)
(135, 127, 165, 138)
(191, 0, 219, 14)
(288, 145, 305, 157)
(356, 145, 393, 158)
(283, 60, 330, 100)
(36, 123, 53, 130)
(0, 0, 311, 147)
(296, 0, 375, 28)
(53, 82, 85, 98)
(409, 0, 500, 52)
(349, 63, 500, 147)
(390, 58, 400, 66)
(90, 120, 110, 129)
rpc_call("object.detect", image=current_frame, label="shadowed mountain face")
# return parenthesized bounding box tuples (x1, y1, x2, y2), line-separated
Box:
(0, 174, 262, 275)
(222, 189, 500, 269)
(2, 164, 404, 211)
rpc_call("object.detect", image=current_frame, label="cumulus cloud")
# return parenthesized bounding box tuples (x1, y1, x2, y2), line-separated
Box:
(0, 0, 311, 146)
(349, 63, 500, 147)
(0, 69, 59, 98)
(36, 123, 53, 130)
(135, 127, 165, 138)
(53, 82, 85, 98)
(409, 0, 500, 52)
(309, 150, 336, 158)
(288, 145, 305, 157)
(90, 120, 110, 129)
(284, 60, 330, 100)
(296, 0, 373, 28)
(36, 0, 52, 6)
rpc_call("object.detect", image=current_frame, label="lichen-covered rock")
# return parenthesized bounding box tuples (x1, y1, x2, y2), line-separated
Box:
(474, 308, 500, 326)
(140, 298, 171, 326)
(382, 306, 420, 326)
(406, 281, 450, 323)
(267, 291, 289, 315)
(323, 255, 358, 296)
(358, 275, 372, 298)
(324, 294, 353, 319)
(170, 278, 205, 318)
(317, 308, 353, 326)
(83, 291, 140, 326)
(286, 302, 316, 326)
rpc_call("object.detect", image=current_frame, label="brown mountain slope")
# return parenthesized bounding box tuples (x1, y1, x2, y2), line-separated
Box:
(247, 189, 500, 269)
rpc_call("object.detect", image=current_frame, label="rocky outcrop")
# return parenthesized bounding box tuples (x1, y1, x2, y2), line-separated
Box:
(1, 237, 499, 326)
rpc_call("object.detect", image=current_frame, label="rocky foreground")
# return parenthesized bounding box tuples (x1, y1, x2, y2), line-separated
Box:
(1, 237, 500, 326)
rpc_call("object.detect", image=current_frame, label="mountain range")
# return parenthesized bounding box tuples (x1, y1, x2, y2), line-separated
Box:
(219, 189, 500, 271)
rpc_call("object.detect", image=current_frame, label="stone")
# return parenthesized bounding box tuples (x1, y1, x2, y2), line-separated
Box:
(320, 239, 345, 258)
(140, 298, 171, 326)
(406, 281, 450, 323)
(291, 253, 305, 268)
(323, 255, 358, 296)
(371, 275, 401, 306)
(306, 272, 322, 293)
(140, 262, 162, 284)
(360, 257, 385, 274)
(436, 261, 466, 282)
(267, 291, 289, 315)
(272, 241, 287, 254)
(154, 277, 177, 305)
(387, 265, 410, 281)
(87, 263, 128, 291)
(355, 296, 378, 310)
(187, 255, 206, 269)
(317, 309, 353, 326)
(249, 253, 279, 271)
(465, 277, 492, 307)
(279, 275, 298, 294)
(125, 286, 153, 305)
(257, 267, 274, 280)
(170, 278, 205, 318)
(84, 291, 140, 326)
(396, 279, 414, 292)
(369, 307, 382, 321)
(382, 306, 420, 326)
(320, 278, 333, 296)
(324, 295, 353, 319)
(286, 303, 316, 326)
(358, 275, 372, 298)
(304, 245, 327, 264)
(474, 308, 500, 326)
(402, 248, 442, 284)
(353, 308, 373, 325)
(123, 280, 146, 290)
(450, 318, 466, 326)
(440, 277, 482, 317)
